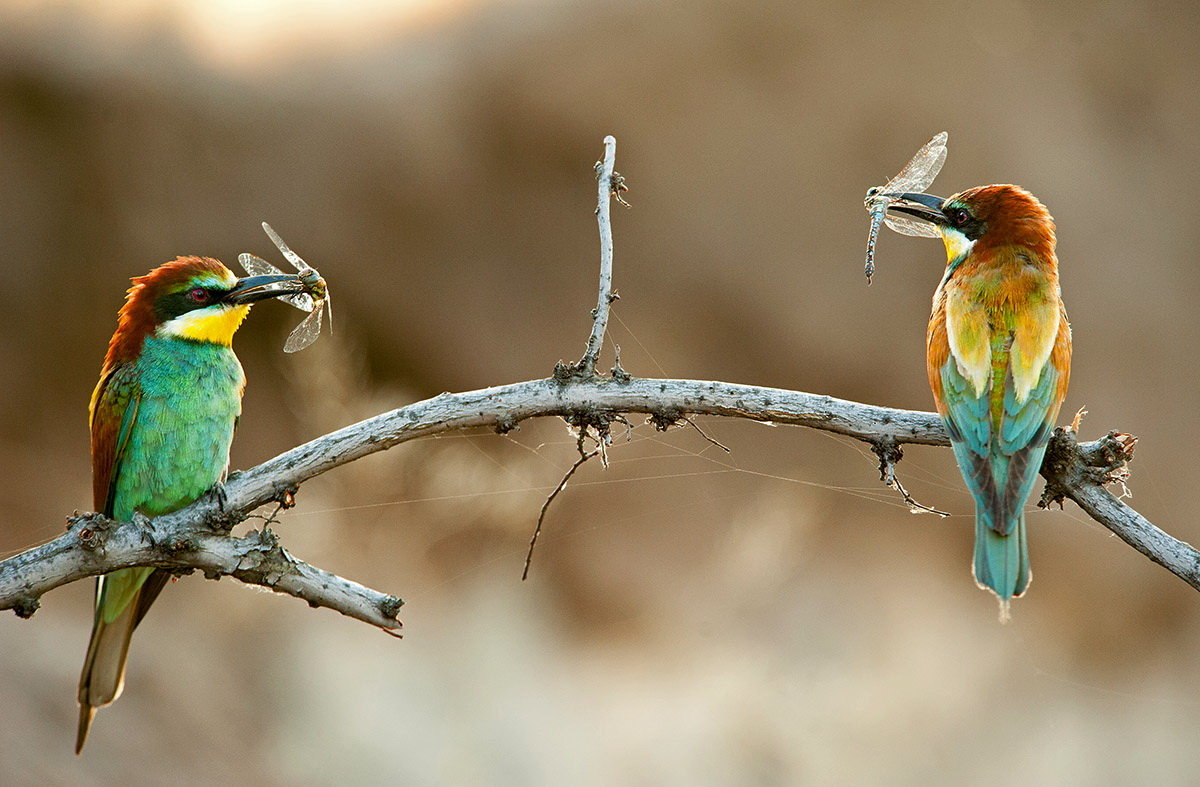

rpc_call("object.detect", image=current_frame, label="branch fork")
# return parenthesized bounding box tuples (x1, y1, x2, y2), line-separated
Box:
(871, 438, 950, 517)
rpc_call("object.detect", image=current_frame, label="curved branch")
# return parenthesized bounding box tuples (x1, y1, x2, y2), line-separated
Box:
(2, 376, 1195, 617)
(1, 509, 402, 633)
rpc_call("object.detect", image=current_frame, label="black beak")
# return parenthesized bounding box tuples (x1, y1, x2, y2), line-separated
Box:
(883, 192, 948, 226)
(225, 274, 303, 305)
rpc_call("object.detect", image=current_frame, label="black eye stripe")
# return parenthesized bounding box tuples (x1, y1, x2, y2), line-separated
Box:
(153, 283, 233, 322)
(942, 206, 985, 241)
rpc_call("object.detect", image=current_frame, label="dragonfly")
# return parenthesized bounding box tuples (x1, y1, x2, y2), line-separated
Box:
(238, 222, 332, 352)
(863, 131, 948, 283)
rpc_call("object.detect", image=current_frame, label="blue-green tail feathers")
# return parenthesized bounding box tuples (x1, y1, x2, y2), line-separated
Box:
(940, 358, 1060, 605)
(972, 511, 1030, 602)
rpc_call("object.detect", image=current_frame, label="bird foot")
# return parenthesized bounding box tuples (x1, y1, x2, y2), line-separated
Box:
(208, 481, 230, 513)
(132, 511, 158, 546)
(203, 482, 239, 532)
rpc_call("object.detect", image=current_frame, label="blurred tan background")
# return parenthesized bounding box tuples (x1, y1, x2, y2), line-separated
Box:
(3, 0, 1200, 783)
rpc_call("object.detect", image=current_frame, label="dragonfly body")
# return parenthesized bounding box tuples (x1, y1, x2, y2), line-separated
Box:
(863, 132, 948, 282)
(863, 188, 888, 282)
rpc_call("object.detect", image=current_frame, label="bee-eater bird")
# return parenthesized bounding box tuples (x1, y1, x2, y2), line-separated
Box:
(886, 185, 1071, 609)
(77, 256, 302, 753)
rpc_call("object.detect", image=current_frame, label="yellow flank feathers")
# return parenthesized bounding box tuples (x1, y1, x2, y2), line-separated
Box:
(1010, 297, 1058, 402)
(944, 283, 991, 398)
(157, 304, 251, 346)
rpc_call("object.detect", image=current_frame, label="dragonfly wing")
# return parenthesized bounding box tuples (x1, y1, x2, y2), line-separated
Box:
(884, 212, 943, 237)
(283, 302, 323, 353)
(885, 131, 948, 194)
(262, 222, 310, 273)
(238, 253, 283, 278)
(877, 132, 948, 237)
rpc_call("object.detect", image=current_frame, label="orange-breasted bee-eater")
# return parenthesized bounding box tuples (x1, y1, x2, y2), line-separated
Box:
(77, 257, 303, 753)
(886, 185, 1071, 608)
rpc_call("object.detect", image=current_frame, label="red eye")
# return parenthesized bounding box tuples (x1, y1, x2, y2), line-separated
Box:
(187, 287, 209, 303)
(951, 208, 971, 227)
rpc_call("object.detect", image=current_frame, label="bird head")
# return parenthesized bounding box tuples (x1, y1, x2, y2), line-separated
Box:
(103, 256, 302, 367)
(884, 184, 1056, 264)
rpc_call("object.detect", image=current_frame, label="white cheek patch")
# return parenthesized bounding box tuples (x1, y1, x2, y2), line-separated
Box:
(941, 228, 976, 261)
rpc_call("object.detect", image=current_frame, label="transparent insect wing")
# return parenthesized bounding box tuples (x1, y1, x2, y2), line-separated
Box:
(884, 213, 943, 238)
(238, 252, 283, 278)
(262, 222, 311, 275)
(862, 132, 949, 280)
(886, 131, 948, 194)
(283, 299, 324, 353)
(256, 221, 330, 349)
(285, 290, 316, 313)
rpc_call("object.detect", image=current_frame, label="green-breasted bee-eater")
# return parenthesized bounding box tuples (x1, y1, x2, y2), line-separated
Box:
(886, 185, 1071, 609)
(76, 256, 302, 753)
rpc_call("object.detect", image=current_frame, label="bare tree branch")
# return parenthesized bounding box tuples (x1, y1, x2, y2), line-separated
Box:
(2, 376, 1195, 616)
(1040, 429, 1200, 592)
(523, 448, 598, 581)
(1, 510, 402, 632)
(872, 438, 951, 517)
(573, 134, 618, 377)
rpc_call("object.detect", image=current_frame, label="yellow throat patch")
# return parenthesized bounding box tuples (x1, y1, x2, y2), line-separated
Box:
(159, 304, 251, 346)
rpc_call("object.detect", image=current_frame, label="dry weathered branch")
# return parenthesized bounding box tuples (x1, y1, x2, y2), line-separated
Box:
(1040, 429, 1200, 592)
(523, 448, 598, 581)
(0, 507, 402, 632)
(3, 376, 1196, 615)
(872, 439, 951, 517)
(574, 134, 618, 377)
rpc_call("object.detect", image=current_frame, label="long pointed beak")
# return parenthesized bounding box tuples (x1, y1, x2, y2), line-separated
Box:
(225, 274, 304, 305)
(883, 191, 948, 226)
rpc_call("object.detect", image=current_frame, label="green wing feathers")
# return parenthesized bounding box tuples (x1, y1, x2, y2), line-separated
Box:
(78, 364, 149, 753)
(77, 340, 244, 752)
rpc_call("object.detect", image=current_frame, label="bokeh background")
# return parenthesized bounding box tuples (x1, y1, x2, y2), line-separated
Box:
(3, 0, 1199, 783)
